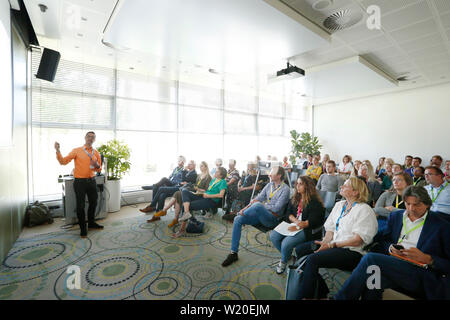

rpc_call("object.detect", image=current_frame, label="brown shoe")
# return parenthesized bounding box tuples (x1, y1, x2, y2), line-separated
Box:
(168, 218, 178, 228)
(154, 210, 167, 217)
(147, 216, 161, 223)
(140, 205, 155, 213)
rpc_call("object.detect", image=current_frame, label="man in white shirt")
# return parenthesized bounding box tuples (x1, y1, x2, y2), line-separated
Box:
(335, 186, 450, 300)
(424, 166, 450, 222)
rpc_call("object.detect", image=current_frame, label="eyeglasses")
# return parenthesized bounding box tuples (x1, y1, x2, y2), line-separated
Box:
(424, 173, 437, 176)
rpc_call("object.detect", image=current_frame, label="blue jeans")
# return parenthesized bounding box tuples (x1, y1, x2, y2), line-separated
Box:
(230, 202, 279, 253)
(334, 253, 427, 300)
(270, 229, 306, 263)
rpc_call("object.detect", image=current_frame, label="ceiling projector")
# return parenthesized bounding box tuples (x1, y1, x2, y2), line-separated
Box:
(268, 63, 305, 83)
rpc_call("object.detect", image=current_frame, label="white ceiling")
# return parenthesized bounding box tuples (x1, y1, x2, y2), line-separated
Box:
(22, 0, 450, 102)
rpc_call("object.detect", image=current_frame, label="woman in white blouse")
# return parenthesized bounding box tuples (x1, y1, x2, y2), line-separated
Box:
(291, 177, 378, 300)
(338, 155, 354, 179)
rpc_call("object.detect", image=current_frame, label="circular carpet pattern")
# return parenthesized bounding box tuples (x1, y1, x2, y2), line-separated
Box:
(194, 281, 255, 300)
(133, 270, 192, 300)
(0, 234, 91, 285)
(53, 247, 163, 300)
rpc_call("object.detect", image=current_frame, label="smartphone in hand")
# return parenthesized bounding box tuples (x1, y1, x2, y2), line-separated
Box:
(392, 244, 404, 250)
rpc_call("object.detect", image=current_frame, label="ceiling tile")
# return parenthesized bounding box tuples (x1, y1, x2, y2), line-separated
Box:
(349, 34, 393, 53)
(432, 0, 450, 14)
(389, 18, 439, 43)
(413, 53, 450, 66)
(397, 33, 444, 52)
(381, 1, 432, 31)
(333, 23, 383, 43)
(360, 0, 422, 16)
(440, 12, 450, 29)
(407, 44, 448, 60)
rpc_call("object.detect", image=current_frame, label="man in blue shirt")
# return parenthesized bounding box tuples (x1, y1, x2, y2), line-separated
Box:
(424, 166, 450, 222)
(221, 166, 290, 267)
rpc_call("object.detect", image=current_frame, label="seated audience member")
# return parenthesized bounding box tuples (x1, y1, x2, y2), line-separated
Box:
(334, 186, 450, 300)
(140, 157, 197, 213)
(403, 155, 413, 171)
(270, 176, 325, 274)
(350, 160, 362, 177)
(337, 155, 353, 179)
(375, 157, 386, 176)
(224, 159, 241, 214)
(303, 154, 313, 170)
(424, 166, 450, 222)
(446, 160, 450, 182)
(316, 160, 343, 192)
(267, 155, 272, 161)
(405, 156, 422, 177)
(430, 155, 444, 170)
(297, 153, 307, 167)
(392, 163, 403, 174)
(210, 158, 223, 176)
(413, 166, 427, 187)
(377, 157, 394, 178)
(378, 160, 394, 191)
(172, 167, 228, 237)
(358, 163, 382, 206)
(141, 155, 186, 191)
(320, 154, 330, 174)
(305, 155, 322, 182)
(375, 172, 413, 219)
(151, 161, 212, 225)
(221, 166, 290, 267)
(282, 156, 292, 172)
(255, 155, 261, 163)
(223, 162, 258, 221)
(291, 177, 378, 299)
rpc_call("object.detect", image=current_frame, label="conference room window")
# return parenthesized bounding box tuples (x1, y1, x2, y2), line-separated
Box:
(115, 131, 178, 189)
(179, 105, 223, 134)
(116, 99, 177, 132)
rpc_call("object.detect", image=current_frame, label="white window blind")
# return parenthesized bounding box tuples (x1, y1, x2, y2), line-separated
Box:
(31, 50, 114, 129)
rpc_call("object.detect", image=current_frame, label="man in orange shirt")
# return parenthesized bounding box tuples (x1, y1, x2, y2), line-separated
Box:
(55, 131, 104, 238)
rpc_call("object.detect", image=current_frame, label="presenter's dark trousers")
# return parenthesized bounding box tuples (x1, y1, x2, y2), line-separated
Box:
(73, 178, 98, 228)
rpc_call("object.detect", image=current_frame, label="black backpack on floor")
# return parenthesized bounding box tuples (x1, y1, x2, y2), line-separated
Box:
(24, 201, 54, 227)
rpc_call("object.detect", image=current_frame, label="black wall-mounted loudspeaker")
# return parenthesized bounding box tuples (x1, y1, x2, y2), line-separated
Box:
(36, 48, 61, 82)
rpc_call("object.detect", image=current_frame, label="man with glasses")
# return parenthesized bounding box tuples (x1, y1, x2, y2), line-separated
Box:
(430, 155, 444, 170)
(424, 166, 450, 222)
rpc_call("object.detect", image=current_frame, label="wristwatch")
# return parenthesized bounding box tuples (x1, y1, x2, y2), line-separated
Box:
(296, 225, 301, 230)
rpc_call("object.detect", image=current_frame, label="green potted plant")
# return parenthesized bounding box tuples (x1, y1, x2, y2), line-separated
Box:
(289, 130, 322, 165)
(97, 139, 131, 212)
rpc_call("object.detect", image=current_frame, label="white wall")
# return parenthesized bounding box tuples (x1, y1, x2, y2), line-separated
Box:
(314, 82, 450, 166)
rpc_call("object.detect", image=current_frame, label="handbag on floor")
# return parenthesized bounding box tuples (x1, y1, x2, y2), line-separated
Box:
(186, 217, 204, 234)
(285, 254, 329, 300)
(24, 201, 54, 227)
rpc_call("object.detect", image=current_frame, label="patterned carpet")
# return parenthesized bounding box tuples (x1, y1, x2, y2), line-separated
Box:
(0, 211, 290, 300)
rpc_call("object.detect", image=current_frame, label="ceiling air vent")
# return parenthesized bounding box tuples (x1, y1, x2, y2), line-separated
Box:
(323, 9, 363, 31)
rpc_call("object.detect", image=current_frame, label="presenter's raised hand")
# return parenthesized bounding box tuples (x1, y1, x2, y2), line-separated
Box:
(54, 142, 60, 152)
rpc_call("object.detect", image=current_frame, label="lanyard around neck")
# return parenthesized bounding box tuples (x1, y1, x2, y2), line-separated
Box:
(269, 182, 283, 202)
(336, 201, 356, 231)
(83, 147, 94, 160)
(431, 182, 448, 202)
(395, 194, 404, 208)
(398, 213, 426, 243)
(208, 179, 222, 191)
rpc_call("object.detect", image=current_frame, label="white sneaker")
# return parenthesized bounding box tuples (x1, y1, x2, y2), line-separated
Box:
(179, 211, 192, 222)
(276, 261, 287, 274)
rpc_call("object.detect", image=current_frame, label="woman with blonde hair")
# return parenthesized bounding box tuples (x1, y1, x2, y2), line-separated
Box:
(378, 158, 395, 190)
(358, 162, 382, 206)
(290, 177, 378, 300)
(350, 160, 362, 177)
(150, 161, 212, 225)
